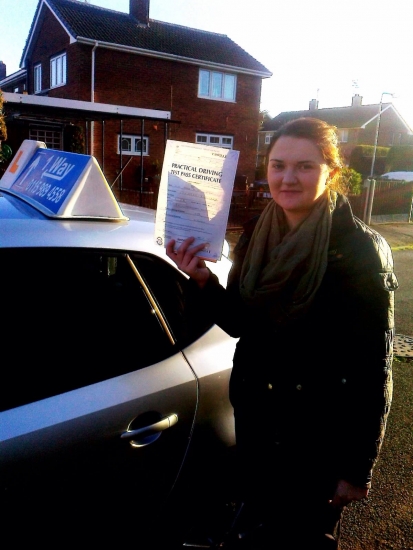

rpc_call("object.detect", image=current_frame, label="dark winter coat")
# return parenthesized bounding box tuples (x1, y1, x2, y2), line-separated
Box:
(186, 195, 398, 488)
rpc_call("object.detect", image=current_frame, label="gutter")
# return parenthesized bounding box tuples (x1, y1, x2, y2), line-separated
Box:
(77, 37, 273, 79)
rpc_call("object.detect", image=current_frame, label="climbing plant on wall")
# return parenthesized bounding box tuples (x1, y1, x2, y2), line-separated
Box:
(0, 89, 7, 142)
(64, 124, 85, 154)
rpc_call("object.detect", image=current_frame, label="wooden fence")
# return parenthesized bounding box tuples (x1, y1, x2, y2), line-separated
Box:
(114, 180, 413, 227)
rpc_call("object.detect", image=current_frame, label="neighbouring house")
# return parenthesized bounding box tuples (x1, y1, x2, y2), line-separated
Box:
(257, 94, 413, 177)
(0, 0, 271, 205)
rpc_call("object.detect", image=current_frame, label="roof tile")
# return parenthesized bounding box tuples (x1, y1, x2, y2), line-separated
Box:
(43, 0, 270, 74)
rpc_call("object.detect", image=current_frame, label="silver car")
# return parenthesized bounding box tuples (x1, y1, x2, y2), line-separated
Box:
(0, 141, 238, 548)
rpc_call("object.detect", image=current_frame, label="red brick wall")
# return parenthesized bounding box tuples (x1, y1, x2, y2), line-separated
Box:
(24, 11, 263, 203)
(90, 49, 261, 191)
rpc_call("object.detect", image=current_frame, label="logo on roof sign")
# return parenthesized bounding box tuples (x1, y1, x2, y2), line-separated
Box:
(11, 150, 89, 214)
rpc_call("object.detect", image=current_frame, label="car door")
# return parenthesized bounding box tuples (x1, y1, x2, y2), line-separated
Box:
(0, 248, 198, 546)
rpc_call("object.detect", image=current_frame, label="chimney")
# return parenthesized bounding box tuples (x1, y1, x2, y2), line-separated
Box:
(352, 93, 363, 107)
(0, 61, 6, 80)
(130, 0, 149, 25)
(309, 99, 319, 111)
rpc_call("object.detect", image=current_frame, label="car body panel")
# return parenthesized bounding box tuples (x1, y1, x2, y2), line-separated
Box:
(0, 192, 232, 286)
(0, 152, 238, 545)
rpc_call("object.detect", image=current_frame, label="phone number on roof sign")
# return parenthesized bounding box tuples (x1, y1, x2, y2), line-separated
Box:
(11, 149, 90, 214)
(25, 180, 66, 204)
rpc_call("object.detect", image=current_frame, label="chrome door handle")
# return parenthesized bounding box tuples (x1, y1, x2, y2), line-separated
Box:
(121, 414, 178, 447)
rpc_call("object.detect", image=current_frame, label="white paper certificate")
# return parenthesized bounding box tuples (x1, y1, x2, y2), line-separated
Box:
(154, 140, 239, 261)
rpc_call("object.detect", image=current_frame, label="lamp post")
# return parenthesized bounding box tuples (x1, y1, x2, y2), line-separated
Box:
(362, 92, 395, 224)
(370, 92, 395, 178)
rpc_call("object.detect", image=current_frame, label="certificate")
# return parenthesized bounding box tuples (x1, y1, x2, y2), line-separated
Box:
(154, 140, 239, 261)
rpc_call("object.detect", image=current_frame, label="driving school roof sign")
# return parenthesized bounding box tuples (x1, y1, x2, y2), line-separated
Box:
(0, 140, 127, 220)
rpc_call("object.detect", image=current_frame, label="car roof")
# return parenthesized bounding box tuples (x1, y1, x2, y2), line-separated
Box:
(380, 171, 413, 181)
(0, 190, 158, 252)
(0, 141, 232, 285)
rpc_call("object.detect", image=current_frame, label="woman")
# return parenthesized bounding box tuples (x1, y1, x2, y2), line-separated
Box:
(166, 117, 398, 549)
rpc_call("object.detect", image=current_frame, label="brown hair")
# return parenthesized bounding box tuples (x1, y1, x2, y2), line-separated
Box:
(266, 117, 345, 192)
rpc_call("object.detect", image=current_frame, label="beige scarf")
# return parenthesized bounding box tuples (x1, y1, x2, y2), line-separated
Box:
(239, 191, 336, 324)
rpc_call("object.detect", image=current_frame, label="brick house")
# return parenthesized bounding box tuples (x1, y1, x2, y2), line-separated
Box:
(0, 0, 271, 204)
(257, 94, 413, 177)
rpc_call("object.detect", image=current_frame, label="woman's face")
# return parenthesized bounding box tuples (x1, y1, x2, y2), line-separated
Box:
(267, 136, 334, 228)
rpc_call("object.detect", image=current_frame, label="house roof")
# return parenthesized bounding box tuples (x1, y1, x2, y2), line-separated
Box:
(262, 102, 413, 134)
(21, 0, 271, 77)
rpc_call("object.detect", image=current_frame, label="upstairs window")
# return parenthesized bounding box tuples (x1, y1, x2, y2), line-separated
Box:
(196, 133, 233, 149)
(118, 134, 149, 156)
(34, 63, 42, 93)
(265, 133, 272, 145)
(50, 52, 67, 88)
(198, 69, 236, 102)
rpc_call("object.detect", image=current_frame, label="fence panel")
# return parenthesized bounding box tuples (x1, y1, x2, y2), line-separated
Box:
(113, 183, 413, 227)
(348, 180, 413, 223)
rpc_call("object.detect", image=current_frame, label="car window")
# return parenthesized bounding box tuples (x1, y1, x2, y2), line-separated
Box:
(0, 248, 186, 411)
(130, 253, 214, 346)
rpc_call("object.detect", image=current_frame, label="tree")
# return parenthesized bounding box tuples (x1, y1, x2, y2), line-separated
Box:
(259, 109, 272, 129)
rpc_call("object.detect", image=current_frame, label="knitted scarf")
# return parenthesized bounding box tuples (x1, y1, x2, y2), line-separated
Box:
(239, 191, 336, 324)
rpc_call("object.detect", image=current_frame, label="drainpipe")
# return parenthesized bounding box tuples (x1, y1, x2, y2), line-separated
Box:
(91, 41, 99, 156)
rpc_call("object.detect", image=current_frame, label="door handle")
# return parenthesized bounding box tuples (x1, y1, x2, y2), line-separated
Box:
(121, 413, 178, 448)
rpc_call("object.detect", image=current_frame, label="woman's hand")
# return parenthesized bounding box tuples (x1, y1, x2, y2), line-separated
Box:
(166, 237, 211, 288)
(329, 479, 369, 508)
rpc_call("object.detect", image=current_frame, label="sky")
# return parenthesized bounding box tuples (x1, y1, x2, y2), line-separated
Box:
(1, 0, 413, 127)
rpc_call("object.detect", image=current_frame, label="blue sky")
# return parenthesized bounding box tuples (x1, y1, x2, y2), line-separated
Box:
(1, 0, 412, 127)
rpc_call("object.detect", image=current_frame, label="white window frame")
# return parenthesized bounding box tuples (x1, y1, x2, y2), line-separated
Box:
(29, 125, 63, 150)
(195, 133, 233, 149)
(117, 134, 149, 156)
(34, 63, 42, 93)
(264, 133, 272, 145)
(337, 129, 349, 143)
(198, 69, 236, 102)
(50, 52, 67, 89)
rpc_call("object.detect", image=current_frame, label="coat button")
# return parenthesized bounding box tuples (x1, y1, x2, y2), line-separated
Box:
(296, 384, 302, 390)
(268, 383, 273, 390)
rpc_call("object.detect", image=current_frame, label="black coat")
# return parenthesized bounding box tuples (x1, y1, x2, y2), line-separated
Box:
(186, 195, 398, 488)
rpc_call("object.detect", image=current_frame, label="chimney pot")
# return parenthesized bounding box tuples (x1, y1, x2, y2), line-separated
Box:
(0, 61, 6, 80)
(309, 99, 319, 111)
(352, 94, 363, 107)
(130, 0, 149, 25)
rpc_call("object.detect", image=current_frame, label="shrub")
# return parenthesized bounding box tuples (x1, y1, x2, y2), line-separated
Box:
(349, 145, 389, 176)
(340, 167, 363, 195)
(385, 145, 413, 172)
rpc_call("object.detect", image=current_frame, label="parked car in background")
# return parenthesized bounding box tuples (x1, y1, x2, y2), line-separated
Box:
(0, 141, 238, 548)
(249, 179, 271, 198)
(379, 171, 413, 182)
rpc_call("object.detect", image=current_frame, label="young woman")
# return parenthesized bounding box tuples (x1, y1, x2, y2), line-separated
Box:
(166, 117, 398, 549)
